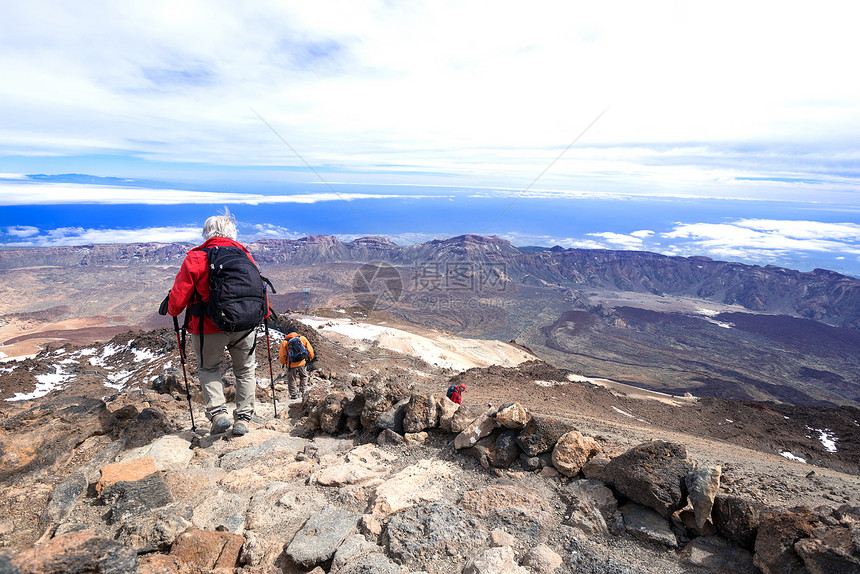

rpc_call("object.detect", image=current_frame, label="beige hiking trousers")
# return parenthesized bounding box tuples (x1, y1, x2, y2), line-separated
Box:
(191, 329, 257, 421)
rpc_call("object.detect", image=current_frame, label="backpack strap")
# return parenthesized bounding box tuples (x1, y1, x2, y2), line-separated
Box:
(225, 328, 257, 356)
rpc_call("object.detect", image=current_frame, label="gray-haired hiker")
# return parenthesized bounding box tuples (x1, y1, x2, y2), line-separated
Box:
(164, 210, 270, 437)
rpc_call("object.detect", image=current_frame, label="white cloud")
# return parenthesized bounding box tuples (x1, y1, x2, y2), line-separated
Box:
(0, 181, 441, 206)
(663, 220, 860, 254)
(587, 231, 646, 249)
(2, 225, 201, 246)
(0, 2, 859, 198)
(6, 225, 39, 237)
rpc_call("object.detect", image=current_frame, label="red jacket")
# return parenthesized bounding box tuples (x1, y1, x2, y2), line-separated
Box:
(167, 237, 264, 334)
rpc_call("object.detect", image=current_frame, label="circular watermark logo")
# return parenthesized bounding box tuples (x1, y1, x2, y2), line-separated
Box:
(352, 262, 403, 311)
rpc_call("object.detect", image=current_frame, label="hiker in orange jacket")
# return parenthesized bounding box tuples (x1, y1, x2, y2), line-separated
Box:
(279, 332, 314, 400)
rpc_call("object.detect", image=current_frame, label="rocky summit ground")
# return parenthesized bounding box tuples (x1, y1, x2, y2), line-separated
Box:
(0, 312, 859, 573)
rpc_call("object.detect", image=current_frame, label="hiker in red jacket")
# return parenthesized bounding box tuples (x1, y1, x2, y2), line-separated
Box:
(166, 210, 261, 437)
(447, 384, 465, 405)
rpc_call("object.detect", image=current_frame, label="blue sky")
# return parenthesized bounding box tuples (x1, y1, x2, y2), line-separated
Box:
(2, 2, 860, 275)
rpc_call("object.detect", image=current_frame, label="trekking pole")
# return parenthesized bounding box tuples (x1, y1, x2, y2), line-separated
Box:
(172, 315, 197, 432)
(263, 314, 278, 418)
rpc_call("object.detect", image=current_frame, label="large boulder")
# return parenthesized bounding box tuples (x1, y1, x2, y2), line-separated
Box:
(314, 391, 352, 434)
(360, 382, 410, 429)
(494, 402, 530, 429)
(375, 398, 410, 435)
(516, 416, 576, 456)
(619, 502, 678, 548)
(461, 484, 554, 536)
(603, 440, 695, 519)
(794, 522, 860, 574)
(402, 393, 439, 433)
(712, 494, 763, 550)
(101, 472, 174, 524)
(560, 479, 617, 536)
(8, 529, 139, 573)
(96, 457, 158, 496)
(454, 411, 497, 450)
(218, 434, 307, 471)
(450, 404, 486, 433)
(120, 434, 193, 471)
(685, 466, 721, 530)
(753, 507, 820, 574)
(438, 395, 460, 431)
(493, 429, 521, 469)
(0, 396, 116, 482)
(384, 500, 488, 572)
(370, 459, 457, 518)
(562, 479, 618, 520)
(551, 430, 601, 477)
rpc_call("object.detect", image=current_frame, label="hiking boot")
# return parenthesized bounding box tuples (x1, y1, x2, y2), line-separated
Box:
(232, 417, 250, 436)
(210, 414, 231, 435)
(289, 394, 299, 401)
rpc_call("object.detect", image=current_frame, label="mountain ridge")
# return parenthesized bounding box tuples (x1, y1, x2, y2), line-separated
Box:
(2, 234, 859, 330)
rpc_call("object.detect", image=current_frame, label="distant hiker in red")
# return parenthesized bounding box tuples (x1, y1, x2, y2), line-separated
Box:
(447, 384, 465, 404)
(279, 332, 314, 400)
(166, 210, 267, 437)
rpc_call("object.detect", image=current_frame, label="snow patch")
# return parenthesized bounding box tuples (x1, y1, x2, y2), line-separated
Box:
(105, 370, 132, 389)
(726, 419, 734, 423)
(780, 451, 807, 463)
(5, 366, 75, 401)
(612, 406, 635, 418)
(301, 317, 532, 372)
(131, 348, 157, 362)
(535, 380, 565, 388)
(807, 426, 838, 453)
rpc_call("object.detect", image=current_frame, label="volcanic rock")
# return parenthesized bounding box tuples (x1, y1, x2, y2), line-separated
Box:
(604, 440, 695, 518)
(619, 502, 678, 548)
(713, 494, 764, 550)
(754, 506, 820, 574)
(516, 415, 576, 456)
(285, 504, 360, 568)
(494, 402, 529, 429)
(402, 393, 439, 433)
(463, 545, 528, 574)
(170, 527, 245, 571)
(686, 465, 721, 530)
(551, 430, 601, 477)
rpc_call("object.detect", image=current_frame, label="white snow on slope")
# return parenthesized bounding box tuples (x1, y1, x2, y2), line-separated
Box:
(780, 451, 807, 463)
(5, 365, 75, 401)
(301, 317, 533, 372)
(807, 426, 838, 453)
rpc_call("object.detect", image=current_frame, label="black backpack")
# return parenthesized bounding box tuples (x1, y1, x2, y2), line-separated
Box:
(288, 336, 309, 363)
(446, 385, 456, 399)
(201, 245, 273, 332)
